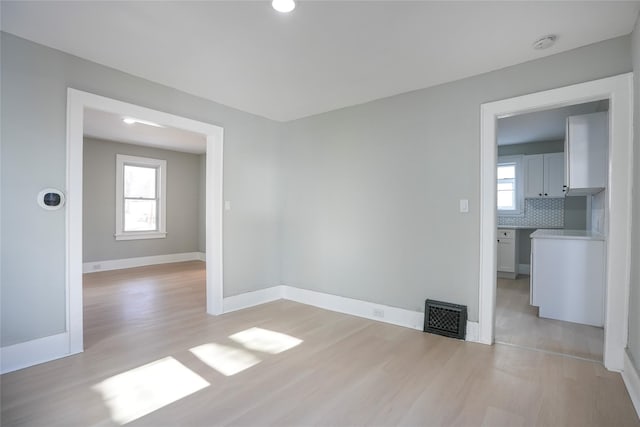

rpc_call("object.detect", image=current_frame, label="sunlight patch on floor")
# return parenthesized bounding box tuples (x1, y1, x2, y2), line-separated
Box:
(189, 343, 261, 376)
(92, 357, 209, 425)
(229, 327, 303, 354)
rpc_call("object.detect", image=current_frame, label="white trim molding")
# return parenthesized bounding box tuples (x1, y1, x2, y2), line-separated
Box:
(222, 285, 480, 343)
(623, 351, 640, 419)
(67, 88, 225, 358)
(82, 252, 205, 273)
(114, 154, 167, 241)
(1, 333, 73, 374)
(283, 286, 425, 331)
(479, 73, 634, 371)
(496, 155, 524, 216)
(223, 286, 285, 313)
(465, 321, 479, 343)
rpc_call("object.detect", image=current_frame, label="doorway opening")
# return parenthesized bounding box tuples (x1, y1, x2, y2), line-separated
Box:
(66, 89, 224, 355)
(494, 100, 608, 362)
(478, 74, 633, 371)
(81, 108, 210, 348)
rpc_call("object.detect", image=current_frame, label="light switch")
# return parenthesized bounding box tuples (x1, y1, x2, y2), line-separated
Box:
(459, 199, 469, 213)
(224, 201, 231, 211)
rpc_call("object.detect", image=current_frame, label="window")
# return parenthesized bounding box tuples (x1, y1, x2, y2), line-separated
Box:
(497, 155, 523, 216)
(115, 154, 167, 240)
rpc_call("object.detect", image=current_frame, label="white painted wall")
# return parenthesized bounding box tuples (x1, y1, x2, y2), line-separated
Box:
(0, 33, 282, 347)
(280, 36, 632, 321)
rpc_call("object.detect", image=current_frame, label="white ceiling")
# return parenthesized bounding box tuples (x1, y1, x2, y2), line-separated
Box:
(497, 100, 607, 146)
(84, 108, 207, 154)
(2, 1, 639, 122)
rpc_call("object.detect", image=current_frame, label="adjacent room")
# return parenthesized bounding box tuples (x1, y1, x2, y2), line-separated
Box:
(82, 108, 208, 350)
(2, 1, 640, 426)
(494, 101, 609, 362)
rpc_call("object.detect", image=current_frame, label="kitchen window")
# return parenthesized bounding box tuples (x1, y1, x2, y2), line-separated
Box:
(115, 154, 167, 240)
(497, 155, 523, 216)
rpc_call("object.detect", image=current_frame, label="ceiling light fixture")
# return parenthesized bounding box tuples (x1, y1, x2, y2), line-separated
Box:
(272, 0, 295, 13)
(532, 35, 557, 50)
(122, 117, 164, 128)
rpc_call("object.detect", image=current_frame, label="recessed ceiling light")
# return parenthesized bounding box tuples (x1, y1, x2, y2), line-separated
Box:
(122, 117, 164, 128)
(272, 0, 295, 13)
(533, 35, 557, 50)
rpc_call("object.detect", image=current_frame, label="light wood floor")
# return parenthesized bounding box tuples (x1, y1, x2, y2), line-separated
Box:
(1, 262, 638, 426)
(495, 276, 604, 361)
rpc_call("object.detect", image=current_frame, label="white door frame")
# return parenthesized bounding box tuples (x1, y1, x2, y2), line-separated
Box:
(66, 88, 224, 355)
(478, 73, 634, 371)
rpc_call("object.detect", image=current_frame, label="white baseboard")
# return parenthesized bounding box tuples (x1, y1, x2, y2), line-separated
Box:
(8, 284, 480, 374)
(623, 351, 640, 419)
(83, 252, 205, 273)
(465, 320, 479, 342)
(518, 264, 531, 275)
(283, 286, 425, 330)
(196, 252, 206, 262)
(223, 285, 481, 343)
(222, 286, 285, 313)
(1, 332, 71, 374)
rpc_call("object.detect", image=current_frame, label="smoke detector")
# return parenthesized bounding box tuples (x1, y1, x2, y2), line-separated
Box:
(533, 35, 557, 50)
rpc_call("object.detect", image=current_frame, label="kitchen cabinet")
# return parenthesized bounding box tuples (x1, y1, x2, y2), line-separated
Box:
(530, 229, 605, 327)
(497, 228, 518, 279)
(565, 111, 608, 195)
(524, 153, 565, 198)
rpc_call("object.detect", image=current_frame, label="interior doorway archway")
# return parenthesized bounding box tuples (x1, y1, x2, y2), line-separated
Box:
(66, 89, 224, 355)
(478, 73, 633, 371)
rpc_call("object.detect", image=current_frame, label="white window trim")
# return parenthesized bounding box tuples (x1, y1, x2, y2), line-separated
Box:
(497, 155, 524, 216)
(115, 154, 167, 240)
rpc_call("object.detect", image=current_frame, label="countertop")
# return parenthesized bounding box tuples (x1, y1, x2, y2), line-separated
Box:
(529, 229, 606, 241)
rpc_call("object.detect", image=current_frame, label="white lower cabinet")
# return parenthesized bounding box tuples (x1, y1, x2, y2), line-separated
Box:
(497, 228, 518, 279)
(530, 232, 605, 327)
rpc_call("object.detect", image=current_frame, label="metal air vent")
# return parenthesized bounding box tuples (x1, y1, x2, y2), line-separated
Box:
(424, 299, 467, 340)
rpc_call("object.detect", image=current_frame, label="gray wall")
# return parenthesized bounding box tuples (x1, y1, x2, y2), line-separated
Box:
(0, 31, 634, 348)
(83, 138, 201, 263)
(563, 196, 587, 230)
(280, 36, 632, 319)
(628, 17, 640, 372)
(198, 154, 206, 253)
(1, 33, 282, 347)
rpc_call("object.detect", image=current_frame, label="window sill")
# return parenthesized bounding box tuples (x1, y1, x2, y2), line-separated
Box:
(115, 231, 167, 241)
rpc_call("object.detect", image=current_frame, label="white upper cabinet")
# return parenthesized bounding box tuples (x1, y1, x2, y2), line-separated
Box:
(565, 111, 608, 195)
(524, 153, 565, 198)
(544, 153, 565, 197)
(524, 155, 544, 198)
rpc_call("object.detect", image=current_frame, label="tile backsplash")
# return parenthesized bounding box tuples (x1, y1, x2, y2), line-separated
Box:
(498, 198, 564, 228)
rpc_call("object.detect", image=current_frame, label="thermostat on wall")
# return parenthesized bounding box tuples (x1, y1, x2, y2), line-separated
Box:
(37, 188, 65, 210)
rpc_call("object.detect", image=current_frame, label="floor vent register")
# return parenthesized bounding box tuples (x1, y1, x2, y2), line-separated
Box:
(423, 299, 467, 340)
